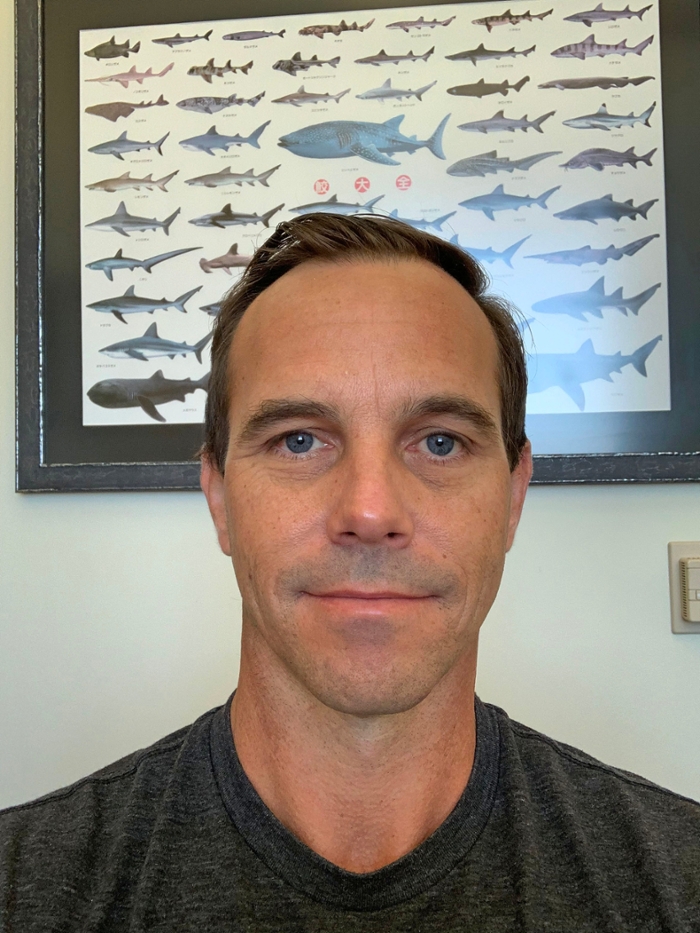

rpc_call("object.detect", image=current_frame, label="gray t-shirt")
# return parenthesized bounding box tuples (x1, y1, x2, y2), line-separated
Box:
(1, 695, 699, 931)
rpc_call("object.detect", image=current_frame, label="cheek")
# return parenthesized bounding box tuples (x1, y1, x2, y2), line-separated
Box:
(225, 465, 323, 587)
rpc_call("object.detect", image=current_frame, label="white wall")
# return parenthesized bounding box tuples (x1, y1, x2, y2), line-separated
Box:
(2, 0, 699, 810)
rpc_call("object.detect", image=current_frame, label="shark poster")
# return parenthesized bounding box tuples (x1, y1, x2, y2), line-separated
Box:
(79, 0, 668, 427)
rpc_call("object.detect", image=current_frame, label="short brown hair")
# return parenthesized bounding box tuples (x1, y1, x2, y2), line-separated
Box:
(201, 213, 528, 472)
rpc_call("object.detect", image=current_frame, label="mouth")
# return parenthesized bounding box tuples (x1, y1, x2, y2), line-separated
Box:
(307, 590, 432, 601)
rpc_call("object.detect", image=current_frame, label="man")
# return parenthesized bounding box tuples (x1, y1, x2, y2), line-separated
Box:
(1, 214, 699, 930)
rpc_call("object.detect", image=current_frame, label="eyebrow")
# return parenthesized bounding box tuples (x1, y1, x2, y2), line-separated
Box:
(235, 394, 500, 446)
(236, 398, 341, 445)
(398, 394, 501, 443)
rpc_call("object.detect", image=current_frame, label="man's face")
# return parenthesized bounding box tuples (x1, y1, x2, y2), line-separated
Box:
(202, 259, 531, 717)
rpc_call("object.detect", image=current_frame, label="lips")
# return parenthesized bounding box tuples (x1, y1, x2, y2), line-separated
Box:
(309, 590, 430, 600)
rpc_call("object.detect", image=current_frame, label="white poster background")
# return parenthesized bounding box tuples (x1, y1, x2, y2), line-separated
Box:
(79, 0, 668, 425)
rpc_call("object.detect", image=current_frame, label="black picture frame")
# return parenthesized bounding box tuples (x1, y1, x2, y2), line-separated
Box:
(16, 0, 700, 491)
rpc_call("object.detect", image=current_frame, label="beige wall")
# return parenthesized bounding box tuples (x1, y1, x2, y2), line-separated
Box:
(2, 0, 699, 810)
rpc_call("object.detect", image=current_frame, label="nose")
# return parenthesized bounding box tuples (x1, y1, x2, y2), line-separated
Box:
(326, 442, 414, 548)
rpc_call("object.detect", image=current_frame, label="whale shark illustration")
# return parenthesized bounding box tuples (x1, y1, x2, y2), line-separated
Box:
(87, 371, 209, 422)
(278, 114, 449, 165)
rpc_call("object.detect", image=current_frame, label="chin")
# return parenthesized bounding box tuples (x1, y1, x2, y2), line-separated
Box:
(301, 657, 445, 719)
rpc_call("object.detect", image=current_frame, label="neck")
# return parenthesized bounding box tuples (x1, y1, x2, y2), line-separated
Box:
(230, 630, 478, 873)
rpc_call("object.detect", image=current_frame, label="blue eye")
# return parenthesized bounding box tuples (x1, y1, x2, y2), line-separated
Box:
(285, 432, 314, 454)
(426, 434, 455, 456)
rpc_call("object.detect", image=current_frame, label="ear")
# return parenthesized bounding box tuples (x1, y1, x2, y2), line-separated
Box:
(200, 455, 232, 556)
(505, 440, 532, 552)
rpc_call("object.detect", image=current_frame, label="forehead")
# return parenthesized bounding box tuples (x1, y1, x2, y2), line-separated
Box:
(228, 258, 501, 418)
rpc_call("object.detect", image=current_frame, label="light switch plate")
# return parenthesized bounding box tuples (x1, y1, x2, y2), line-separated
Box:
(668, 542, 700, 634)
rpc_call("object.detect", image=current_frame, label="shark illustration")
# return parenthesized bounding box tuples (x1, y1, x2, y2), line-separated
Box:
(445, 43, 535, 65)
(87, 131, 169, 160)
(176, 92, 265, 114)
(85, 36, 140, 60)
(526, 234, 659, 266)
(459, 184, 560, 220)
(447, 76, 529, 98)
(564, 4, 652, 27)
(457, 110, 555, 134)
(179, 122, 270, 155)
(85, 170, 178, 193)
(85, 62, 174, 88)
(299, 18, 375, 38)
(188, 203, 284, 228)
(200, 244, 253, 273)
(85, 202, 180, 237)
(273, 53, 340, 76)
(201, 302, 222, 317)
(538, 74, 654, 90)
(87, 370, 209, 422)
(290, 193, 384, 215)
(355, 47, 434, 66)
(152, 30, 213, 47)
(386, 15, 456, 31)
(447, 150, 561, 177)
(85, 95, 168, 123)
(563, 101, 656, 130)
(451, 235, 531, 268)
(278, 114, 449, 165)
(87, 284, 202, 324)
(554, 193, 658, 224)
(185, 165, 280, 188)
(100, 323, 212, 362)
(272, 86, 350, 106)
(561, 146, 656, 171)
(527, 336, 662, 410)
(473, 8, 553, 31)
(387, 208, 456, 231)
(356, 79, 436, 102)
(223, 28, 286, 40)
(532, 276, 661, 320)
(551, 33, 654, 59)
(85, 247, 200, 281)
(187, 59, 253, 82)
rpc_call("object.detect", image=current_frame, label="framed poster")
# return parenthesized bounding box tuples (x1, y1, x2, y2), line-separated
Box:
(16, 0, 700, 491)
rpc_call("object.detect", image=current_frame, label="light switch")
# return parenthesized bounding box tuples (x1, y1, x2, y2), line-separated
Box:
(668, 543, 700, 634)
(680, 558, 700, 622)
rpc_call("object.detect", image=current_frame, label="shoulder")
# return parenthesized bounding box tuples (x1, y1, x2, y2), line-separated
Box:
(0, 706, 220, 884)
(487, 700, 700, 844)
(1, 721, 190, 824)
